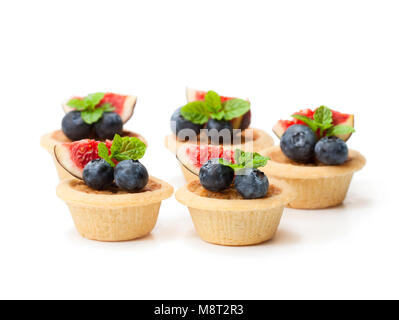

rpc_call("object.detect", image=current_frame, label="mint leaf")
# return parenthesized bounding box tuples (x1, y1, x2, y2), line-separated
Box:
(67, 99, 86, 111)
(220, 149, 269, 171)
(113, 138, 146, 161)
(98, 135, 147, 166)
(314, 106, 333, 126)
(234, 149, 249, 166)
(236, 149, 269, 169)
(181, 101, 209, 124)
(66, 93, 111, 125)
(111, 134, 123, 155)
(210, 110, 225, 121)
(219, 158, 242, 170)
(112, 136, 147, 161)
(291, 114, 320, 132)
(205, 90, 222, 114)
(313, 106, 333, 136)
(84, 92, 105, 110)
(99, 103, 115, 112)
(81, 108, 104, 124)
(326, 125, 355, 137)
(82, 103, 114, 125)
(98, 142, 115, 167)
(223, 99, 250, 121)
(251, 153, 270, 169)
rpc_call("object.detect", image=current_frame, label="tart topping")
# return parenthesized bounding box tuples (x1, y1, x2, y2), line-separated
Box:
(280, 125, 317, 163)
(291, 106, 355, 140)
(96, 134, 148, 192)
(315, 136, 348, 165)
(205, 118, 234, 143)
(199, 149, 271, 199)
(181, 90, 250, 125)
(61, 111, 93, 141)
(94, 112, 123, 140)
(56, 134, 149, 193)
(170, 107, 202, 141)
(273, 106, 354, 141)
(97, 134, 146, 167)
(219, 149, 269, 171)
(199, 160, 235, 192)
(62, 92, 134, 141)
(278, 106, 354, 165)
(83, 159, 114, 190)
(171, 90, 252, 140)
(234, 169, 269, 200)
(114, 160, 149, 192)
(54, 139, 113, 179)
(177, 145, 235, 176)
(66, 93, 116, 125)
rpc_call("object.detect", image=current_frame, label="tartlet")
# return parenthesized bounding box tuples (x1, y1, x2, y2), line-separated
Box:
(41, 91, 144, 180)
(40, 130, 147, 180)
(57, 177, 173, 241)
(56, 134, 172, 241)
(262, 146, 366, 209)
(176, 179, 295, 246)
(268, 105, 365, 209)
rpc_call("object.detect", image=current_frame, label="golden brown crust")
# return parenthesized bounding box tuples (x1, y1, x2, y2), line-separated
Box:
(262, 146, 366, 179)
(281, 174, 355, 209)
(57, 176, 173, 207)
(176, 179, 296, 211)
(164, 128, 274, 156)
(187, 206, 284, 246)
(66, 202, 161, 242)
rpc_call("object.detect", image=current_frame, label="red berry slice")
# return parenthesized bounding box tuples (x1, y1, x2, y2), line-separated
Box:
(54, 139, 113, 179)
(177, 144, 236, 176)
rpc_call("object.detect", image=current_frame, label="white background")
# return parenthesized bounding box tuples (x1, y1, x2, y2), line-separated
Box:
(0, 0, 398, 300)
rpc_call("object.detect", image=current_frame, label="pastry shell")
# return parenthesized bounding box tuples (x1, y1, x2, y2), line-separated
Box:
(262, 146, 366, 209)
(40, 130, 147, 180)
(175, 180, 296, 246)
(165, 128, 274, 182)
(56, 177, 173, 242)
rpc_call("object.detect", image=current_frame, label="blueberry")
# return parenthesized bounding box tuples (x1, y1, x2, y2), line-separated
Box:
(280, 124, 317, 163)
(114, 160, 149, 192)
(62, 111, 92, 141)
(94, 112, 123, 140)
(83, 159, 114, 190)
(315, 136, 348, 165)
(171, 107, 202, 141)
(199, 160, 235, 192)
(234, 169, 269, 199)
(206, 119, 234, 143)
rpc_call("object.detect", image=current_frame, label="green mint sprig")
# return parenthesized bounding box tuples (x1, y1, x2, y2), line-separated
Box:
(98, 134, 146, 167)
(219, 149, 270, 171)
(292, 106, 355, 138)
(181, 90, 250, 125)
(67, 92, 115, 124)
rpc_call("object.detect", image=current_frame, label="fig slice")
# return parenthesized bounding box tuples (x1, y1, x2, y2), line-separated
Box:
(62, 92, 137, 124)
(176, 144, 236, 176)
(54, 139, 112, 180)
